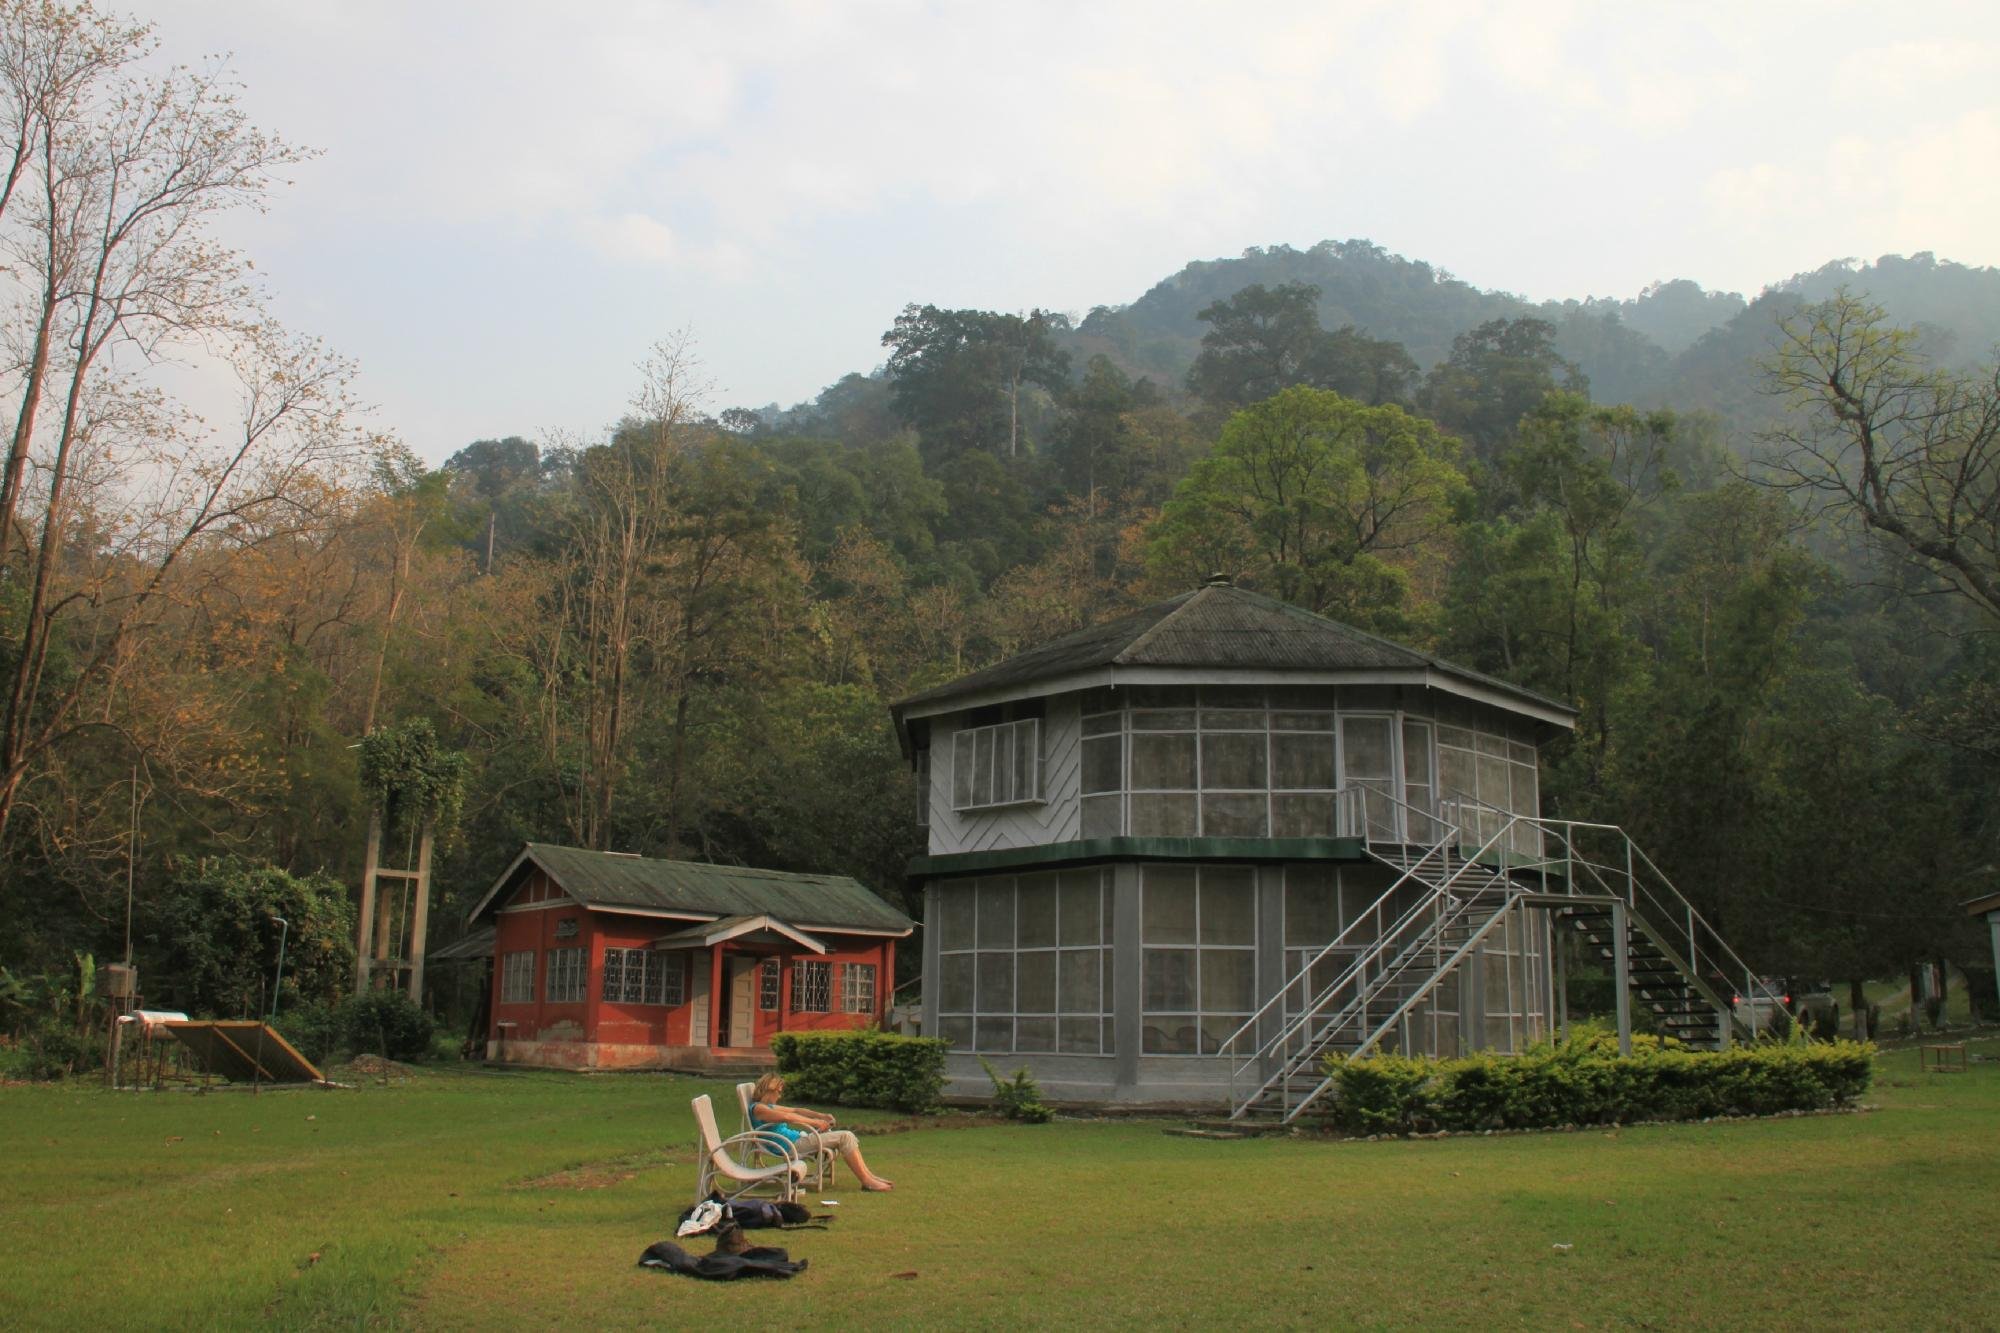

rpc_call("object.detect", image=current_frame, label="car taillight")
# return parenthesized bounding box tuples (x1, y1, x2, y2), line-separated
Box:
(1731, 995, 1742, 1005)
(1783, 995, 1791, 1006)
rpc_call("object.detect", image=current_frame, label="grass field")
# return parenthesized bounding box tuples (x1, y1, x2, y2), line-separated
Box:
(3, 1039, 1998, 1330)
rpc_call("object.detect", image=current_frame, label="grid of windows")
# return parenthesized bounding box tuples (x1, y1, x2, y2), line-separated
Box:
(545, 947, 586, 1003)
(759, 959, 780, 1011)
(1080, 688, 1539, 845)
(600, 947, 685, 1006)
(952, 718, 1042, 811)
(1437, 726, 1540, 854)
(936, 869, 1114, 1054)
(500, 951, 536, 1003)
(791, 960, 832, 1013)
(1479, 906, 1551, 1050)
(1141, 865, 1256, 1054)
(840, 963, 877, 1014)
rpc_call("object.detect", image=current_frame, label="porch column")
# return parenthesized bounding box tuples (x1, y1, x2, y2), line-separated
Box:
(778, 954, 793, 1030)
(708, 946, 726, 1048)
(1112, 863, 1142, 1095)
(882, 940, 897, 1026)
(1610, 900, 1632, 1057)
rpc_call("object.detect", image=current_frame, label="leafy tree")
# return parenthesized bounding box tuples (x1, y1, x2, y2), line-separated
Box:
(1186, 282, 1416, 409)
(1148, 387, 1467, 625)
(137, 858, 355, 1017)
(1419, 317, 1586, 460)
(882, 305, 1071, 459)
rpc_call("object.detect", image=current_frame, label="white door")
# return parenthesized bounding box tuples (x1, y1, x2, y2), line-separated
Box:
(728, 957, 756, 1047)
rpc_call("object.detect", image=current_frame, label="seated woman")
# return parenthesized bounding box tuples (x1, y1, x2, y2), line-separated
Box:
(748, 1072, 895, 1192)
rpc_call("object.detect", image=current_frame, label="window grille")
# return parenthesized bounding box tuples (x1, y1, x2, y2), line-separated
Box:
(600, 947, 684, 1006)
(840, 963, 877, 1014)
(500, 951, 536, 1004)
(759, 959, 780, 1012)
(951, 718, 1042, 810)
(791, 960, 832, 1013)
(545, 947, 586, 1003)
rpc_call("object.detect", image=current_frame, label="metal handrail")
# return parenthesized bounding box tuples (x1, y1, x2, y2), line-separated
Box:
(1227, 799, 1791, 1119)
(1224, 789, 1535, 1116)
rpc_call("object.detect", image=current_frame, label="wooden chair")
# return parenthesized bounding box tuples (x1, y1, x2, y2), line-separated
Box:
(690, 1093, 804, 1202)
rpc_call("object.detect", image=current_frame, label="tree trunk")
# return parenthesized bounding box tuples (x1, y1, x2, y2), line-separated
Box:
(1849, 977, 1868, 1040)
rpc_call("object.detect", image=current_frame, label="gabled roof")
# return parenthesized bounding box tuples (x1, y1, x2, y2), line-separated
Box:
(892, 582, 1575, 723)
(652, 915, 828, 953)
(466, 843, 913, 936)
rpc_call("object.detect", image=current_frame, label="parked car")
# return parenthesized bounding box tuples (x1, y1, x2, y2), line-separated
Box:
(1731, 978, 1795, 1034)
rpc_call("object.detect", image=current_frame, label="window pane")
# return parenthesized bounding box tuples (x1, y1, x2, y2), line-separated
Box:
(1511, 761, 1538, 818)
(1439, 747, 1475, 807)
(1202, 686, 1265, 709)
(1438, 725, 1473, 749)
(976, 951, 1014, 1012)
(1508, 739, 1536, 765)
(1017, 874, 1057, 948)
(1202, 793, 1269, 837)
(1285, 867, 1340, 947)
(1476, 732, 1508, 756)
(1058, 871, 1100, 945)
(953, 731, 973, 808)
(1012, 721, 1038, 801)
(1130, 794, 1197, 836)
(1272, 792, 1334, 838)
(1271, 733, 1335, 789)
(1059, 949, 1100, 1013)
(1402, 721, 1432, 785)
(977, 879, 1015, 948)
(1142, 867, 1197, 943)
(1201, 708, 1263, 730)
(1082, 711, 1121, 736)
(1202, 733, 1267, 790)
(1202, 950, 1256, 1012)
(1015, 1017, 1055, 1052)
(1131, 733, 1196, 789)
(1200, 870, 1256, 944)
(1146, 1021, 1199, 1054)
(1130, 709, 1196, 731)
(1058, 1016, 1100, 1054)
(1081, 794, 1123, 839)
(972, 729, 994, 806)
(939, 884, 976, 950)
(1341, 716, 1393, 781)
(939, 953, 974, 1011)
(1477, 753, 1509, 809)
(976, 1017, 1013, 1051)
(1271, 710, 1335, 732)
(1143, 948, 1197, 1011)
(1016, 950, 1056, 1012)
(938, 1016, 973, 1049)
(1082, 736, 1122, 794)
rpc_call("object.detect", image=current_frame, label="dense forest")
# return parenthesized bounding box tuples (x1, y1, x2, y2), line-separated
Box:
(3, 4, 1996, 1040)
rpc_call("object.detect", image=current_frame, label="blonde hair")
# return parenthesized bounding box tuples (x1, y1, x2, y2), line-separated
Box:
(751, 1072, 784, 1104)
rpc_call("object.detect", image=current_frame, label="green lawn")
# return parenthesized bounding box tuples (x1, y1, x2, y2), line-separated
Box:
(3, 1042, 1998, 1330)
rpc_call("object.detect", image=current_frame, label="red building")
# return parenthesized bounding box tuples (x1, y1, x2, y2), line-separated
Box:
(462, 843, 913, 1072)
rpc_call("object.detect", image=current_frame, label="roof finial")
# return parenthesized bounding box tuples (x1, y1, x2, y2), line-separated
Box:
(1203, 571, 1233, 588)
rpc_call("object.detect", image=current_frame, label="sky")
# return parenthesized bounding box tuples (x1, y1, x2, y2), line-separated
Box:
(127, 0, 2000, 462)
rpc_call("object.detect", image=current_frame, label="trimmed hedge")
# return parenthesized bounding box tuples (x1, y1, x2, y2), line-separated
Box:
(770, 1031, 947, 1114)
(1324, 1032, 1873, 1136)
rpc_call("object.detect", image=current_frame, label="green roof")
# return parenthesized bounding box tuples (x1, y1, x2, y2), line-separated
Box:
(467, 843, 912, 935)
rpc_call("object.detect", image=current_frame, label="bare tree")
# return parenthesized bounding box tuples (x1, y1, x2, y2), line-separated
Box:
(1760, 292, 2000, 622)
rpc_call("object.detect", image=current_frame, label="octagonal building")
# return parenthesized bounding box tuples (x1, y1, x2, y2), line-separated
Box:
(891, 577, 1588, 1110)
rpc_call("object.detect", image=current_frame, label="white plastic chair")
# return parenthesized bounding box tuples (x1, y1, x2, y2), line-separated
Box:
(737, 1080, 836, 1190)
(690, 1093, 805, 1202)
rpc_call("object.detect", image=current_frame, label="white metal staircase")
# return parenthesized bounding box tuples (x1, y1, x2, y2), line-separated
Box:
(1220, 789, 1780, 1125)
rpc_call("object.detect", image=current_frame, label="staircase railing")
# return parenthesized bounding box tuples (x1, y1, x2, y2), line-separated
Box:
(1222, 787, 1529, 1119)
(1435, 791, 1769, 1041)
(1224, 788, 1784, 1121)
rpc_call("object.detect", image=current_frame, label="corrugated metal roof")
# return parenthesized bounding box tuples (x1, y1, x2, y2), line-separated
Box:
(471, 843, 912, 934)
(429, 926, 496, 961)
(894, 583, 1573, 715)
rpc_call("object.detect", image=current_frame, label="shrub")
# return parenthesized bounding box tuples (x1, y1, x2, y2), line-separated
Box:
(977, 1058, 1054, 1123)
(1324, 1036, 1875, 1136)
(341, 989, 434, 1063)
(17, 1017, 105, 1081)
(274, 1000, 345, 1066)
(770, 1031, 946, 1113)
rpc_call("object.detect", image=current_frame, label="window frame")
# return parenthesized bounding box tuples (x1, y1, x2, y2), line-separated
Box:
(544, 946, 586, 1004)
(839, 962, 877, 1015)
(500, 950, 536, 1004)
(791, 959, 832, 1013)
(951, 718, 1044, 812)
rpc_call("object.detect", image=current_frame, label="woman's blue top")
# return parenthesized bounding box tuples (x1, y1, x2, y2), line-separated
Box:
(750, 1104, 803, 1144)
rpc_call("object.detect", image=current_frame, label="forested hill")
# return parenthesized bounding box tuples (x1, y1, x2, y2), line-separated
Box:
(1063, 241, 2000, 420)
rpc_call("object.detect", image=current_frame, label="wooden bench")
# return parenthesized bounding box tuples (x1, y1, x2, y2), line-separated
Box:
(1920, 1043, 1967, 1073)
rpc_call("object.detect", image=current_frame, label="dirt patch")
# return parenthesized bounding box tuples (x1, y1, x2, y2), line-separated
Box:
(519, 1148, 676, 1191)
(333, 1054, 420, 1081)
